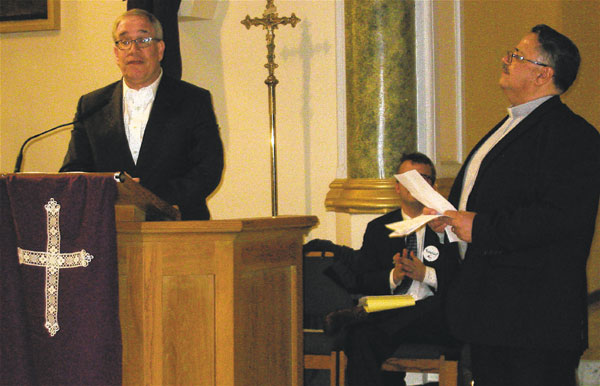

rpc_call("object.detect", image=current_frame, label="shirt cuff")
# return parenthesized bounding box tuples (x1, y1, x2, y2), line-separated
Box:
(389, 269, 398, 294)
(423, 266, 438, 291)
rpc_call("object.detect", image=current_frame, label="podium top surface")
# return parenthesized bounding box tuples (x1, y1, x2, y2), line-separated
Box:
(116, 215, 319, 234)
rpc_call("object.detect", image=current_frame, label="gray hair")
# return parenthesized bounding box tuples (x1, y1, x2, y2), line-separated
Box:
(112, 8, 164, 41)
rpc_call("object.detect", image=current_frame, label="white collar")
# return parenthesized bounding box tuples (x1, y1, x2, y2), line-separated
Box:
(122, 69, 163, 102)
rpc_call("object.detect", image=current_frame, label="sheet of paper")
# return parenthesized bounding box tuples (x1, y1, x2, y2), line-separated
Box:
(394, 169, 460, 242)
(385, 214, 442, 237)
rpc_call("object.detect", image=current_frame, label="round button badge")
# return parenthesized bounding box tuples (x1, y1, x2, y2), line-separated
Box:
(423, 245, 439, 262)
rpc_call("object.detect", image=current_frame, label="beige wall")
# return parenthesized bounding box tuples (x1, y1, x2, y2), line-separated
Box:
(1, 0, 599, 250)
(0, 0, 340, 240)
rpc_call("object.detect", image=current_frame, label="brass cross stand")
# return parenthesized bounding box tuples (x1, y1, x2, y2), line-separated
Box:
(241, 0, 300, 217)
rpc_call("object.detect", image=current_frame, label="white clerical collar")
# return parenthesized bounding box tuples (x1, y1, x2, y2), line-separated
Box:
(507, 95, 554, 119)
(122, 69, 163, 101)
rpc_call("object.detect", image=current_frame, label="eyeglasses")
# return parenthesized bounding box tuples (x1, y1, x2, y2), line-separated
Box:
(420, 174, 434, 185)
(114, 37, 160, 50)
(506, 51, 549, 67)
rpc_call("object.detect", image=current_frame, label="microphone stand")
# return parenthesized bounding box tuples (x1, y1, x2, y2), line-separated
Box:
(13, 121, 75, 173)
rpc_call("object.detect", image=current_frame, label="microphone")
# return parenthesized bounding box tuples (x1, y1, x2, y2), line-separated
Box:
(13, 100, 108, 173)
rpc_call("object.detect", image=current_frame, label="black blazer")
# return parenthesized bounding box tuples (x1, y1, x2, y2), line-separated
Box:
(356, 209, 458, 297)
(446, 96, 600, 352)
(60, 75, 224, 220)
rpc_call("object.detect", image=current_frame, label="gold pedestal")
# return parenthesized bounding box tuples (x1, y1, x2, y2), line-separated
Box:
(325, 178, 455, 214)
(325, 178, 400, 214)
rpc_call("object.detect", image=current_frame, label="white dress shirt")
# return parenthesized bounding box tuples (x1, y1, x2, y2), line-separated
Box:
(122, 71, 163, 164)
(389, 211, 438, 301)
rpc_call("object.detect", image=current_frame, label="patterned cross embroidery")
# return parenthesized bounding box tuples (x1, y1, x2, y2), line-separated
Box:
(18, 198, 93, 336)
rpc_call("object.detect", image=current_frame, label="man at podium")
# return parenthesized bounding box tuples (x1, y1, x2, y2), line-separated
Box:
(60, 9, 224, 220)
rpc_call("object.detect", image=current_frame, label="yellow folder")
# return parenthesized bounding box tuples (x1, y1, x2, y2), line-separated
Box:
(358, 295, 416, 313)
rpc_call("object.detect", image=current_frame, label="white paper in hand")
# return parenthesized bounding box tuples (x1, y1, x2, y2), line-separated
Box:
(394, 170, 460, 242)
(386, 215, 443, 237)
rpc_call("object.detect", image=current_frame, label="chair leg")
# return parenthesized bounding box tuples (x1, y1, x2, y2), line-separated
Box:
(438, 357, 458, 386)
(329, 351, 338, 386)
(338, 351, 347, 386)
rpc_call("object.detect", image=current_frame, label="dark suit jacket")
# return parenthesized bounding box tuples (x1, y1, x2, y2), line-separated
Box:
(446, 96, 600, 353)
(60, 75, 224, 220)
(356, 209, 458, 296)
(356, 209, 460, 336)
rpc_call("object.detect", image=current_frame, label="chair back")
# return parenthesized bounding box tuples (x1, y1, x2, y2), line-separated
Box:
(303, 253, 355, 330)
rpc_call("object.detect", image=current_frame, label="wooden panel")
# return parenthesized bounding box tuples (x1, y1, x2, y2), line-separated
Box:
(117, 215, 316, 385)
(237, 266, 294, 386)
(163, 274, 215, 385)
(119, 243, 143, 386)
(238, 230, 301, 270)
(119, 271, 141, 385)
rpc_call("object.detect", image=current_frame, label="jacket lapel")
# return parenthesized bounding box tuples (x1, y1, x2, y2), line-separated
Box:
(422, 227, 442, 268)
(107, 82, 137, 171)
(475, 96, 560, 180)
(448, 118, 507, 206)
(136, 76, 175, 168)
(388, 210, 407, 252)
(450, 96, 561, 209)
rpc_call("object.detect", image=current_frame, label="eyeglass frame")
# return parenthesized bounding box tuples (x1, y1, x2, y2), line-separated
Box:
(419, 173, 434, 185)
(396, 173, 434, 186)
(114, 37, 161, 50)
(506, 50, 550, 67)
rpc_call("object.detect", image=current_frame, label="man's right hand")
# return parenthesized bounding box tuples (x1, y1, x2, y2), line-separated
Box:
(423, 207, 449, 233)
(392, 251, 407, 284)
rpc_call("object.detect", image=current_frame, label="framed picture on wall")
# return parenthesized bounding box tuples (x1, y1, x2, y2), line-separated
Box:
(0, 0, 60, 33)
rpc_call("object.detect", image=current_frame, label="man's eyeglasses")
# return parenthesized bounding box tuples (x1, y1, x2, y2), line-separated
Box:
(506, 51, 549, 67)
(420, 174, 434, 185)
(115, 37, 160, 50)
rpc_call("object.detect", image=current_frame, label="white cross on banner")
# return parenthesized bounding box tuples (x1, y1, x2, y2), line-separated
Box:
(1, 173, 121, 385)
(18, 198, 93, 336)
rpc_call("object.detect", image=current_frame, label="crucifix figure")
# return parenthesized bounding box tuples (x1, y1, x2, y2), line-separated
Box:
(241, 0, 300, 216)
(18, 198, 94, 336)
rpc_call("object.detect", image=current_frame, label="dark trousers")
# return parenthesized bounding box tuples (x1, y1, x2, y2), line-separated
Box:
(344, 305, 455, 386)
(470, 343, 580, 386)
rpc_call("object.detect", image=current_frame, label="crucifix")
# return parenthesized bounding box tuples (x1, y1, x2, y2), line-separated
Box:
(18, 198, 94, 336)
(241, 0, 300, 216)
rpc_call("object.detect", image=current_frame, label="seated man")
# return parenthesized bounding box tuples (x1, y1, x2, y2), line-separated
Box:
(322, 152, 460, 386)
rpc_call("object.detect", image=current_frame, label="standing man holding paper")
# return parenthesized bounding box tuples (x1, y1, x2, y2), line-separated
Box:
(431, 25, 599, 386)
(324, 152, 460, 386)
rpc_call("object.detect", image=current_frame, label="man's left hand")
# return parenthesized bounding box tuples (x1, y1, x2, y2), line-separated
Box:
(399, 253, 426, 282)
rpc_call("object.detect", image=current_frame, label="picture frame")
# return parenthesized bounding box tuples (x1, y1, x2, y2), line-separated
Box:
(0, 0, 60, 33)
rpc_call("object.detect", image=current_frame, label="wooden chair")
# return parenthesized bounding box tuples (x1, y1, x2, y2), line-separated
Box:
(380, 343, 465, 386)
(303, 251, 354, 386)
(328, 344, 465, 386)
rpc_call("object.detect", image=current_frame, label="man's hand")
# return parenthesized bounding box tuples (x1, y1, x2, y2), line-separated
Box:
(423, 207, 449, 233)
(393, 249, 426, 283)
(392, 252, 406, 284)
(132, 177, 140, 183)
(443, 210, 476, 242)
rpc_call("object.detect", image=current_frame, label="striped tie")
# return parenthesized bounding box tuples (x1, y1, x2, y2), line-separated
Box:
(395, 232, 417, 294)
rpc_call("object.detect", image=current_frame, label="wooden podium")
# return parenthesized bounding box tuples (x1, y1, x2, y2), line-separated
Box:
(1, 172, 316, 385)
(114, 174, 317, 385)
